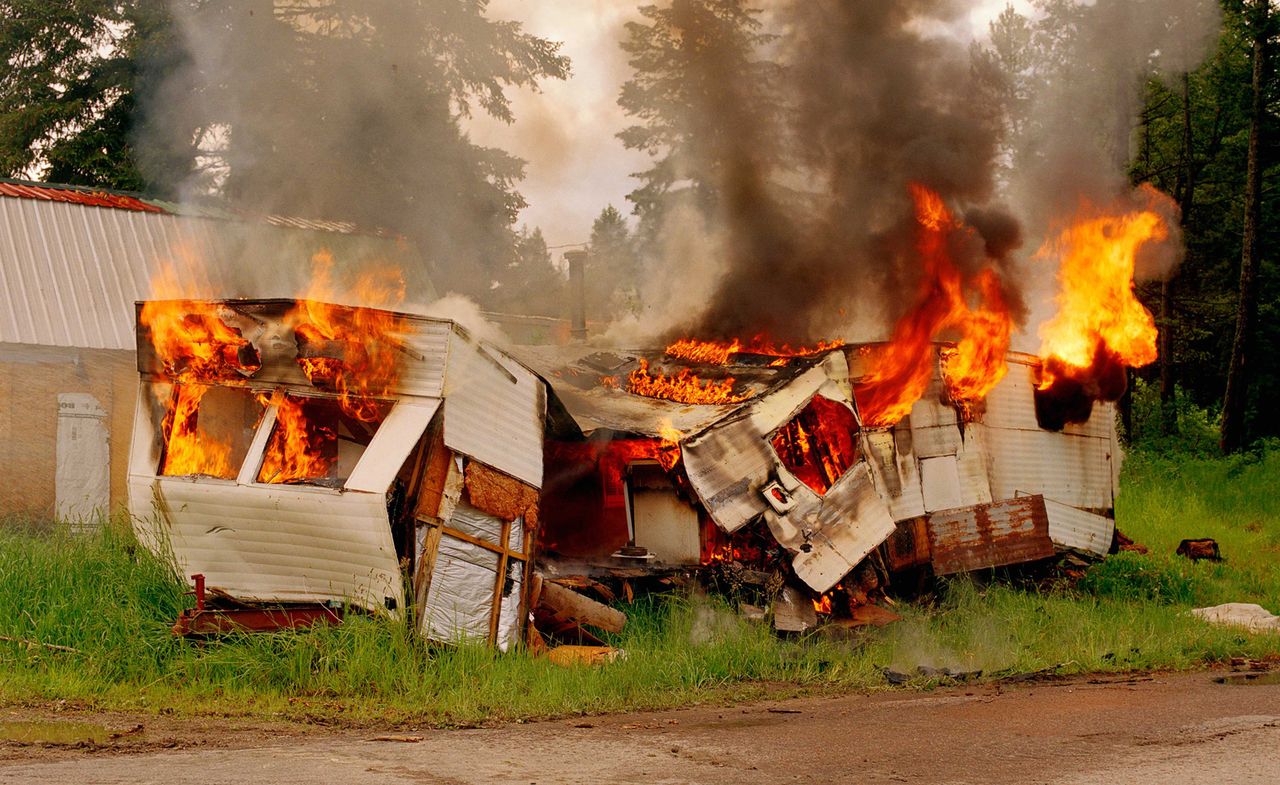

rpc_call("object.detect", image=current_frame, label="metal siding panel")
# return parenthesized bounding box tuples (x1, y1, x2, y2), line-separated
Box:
(927, 496, 1056, 575)
(985, 426, 1114, 509)
(1043, 498, 1115, 556)
(683, 414, 778, 533)
(920, 456, 963, 512)
(0, 197, 423, 351)
(442, 335, 544, 488)
(130, 478, 403, 612)
(397, 321, 451, 399)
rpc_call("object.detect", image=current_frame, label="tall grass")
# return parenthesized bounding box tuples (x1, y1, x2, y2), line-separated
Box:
(0, 445, 1275, 724)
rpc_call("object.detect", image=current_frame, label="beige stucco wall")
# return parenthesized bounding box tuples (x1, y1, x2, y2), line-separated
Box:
(0, 344, 137, 518)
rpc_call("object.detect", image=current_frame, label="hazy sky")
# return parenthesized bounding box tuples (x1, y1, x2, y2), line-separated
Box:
(472, 1, 1033, 250)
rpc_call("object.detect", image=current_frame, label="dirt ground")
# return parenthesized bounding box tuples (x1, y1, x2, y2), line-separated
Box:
(0, 669, 1276, 784)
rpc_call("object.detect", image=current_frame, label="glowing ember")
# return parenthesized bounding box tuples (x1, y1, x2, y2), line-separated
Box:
(140, 265, 261, 478)
(1035, 185, 1169, 416)
(855, 184, 1014, 427)
(665, 336, 844, 365)
(626, 359, 753, 405)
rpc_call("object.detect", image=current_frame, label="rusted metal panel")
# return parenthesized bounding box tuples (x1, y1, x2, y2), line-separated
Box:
(884, 516, 931, 571)
(926, 495, 1055, 576)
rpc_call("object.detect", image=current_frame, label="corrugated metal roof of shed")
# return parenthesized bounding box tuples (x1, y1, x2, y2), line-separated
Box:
(0, 180, 167, 214)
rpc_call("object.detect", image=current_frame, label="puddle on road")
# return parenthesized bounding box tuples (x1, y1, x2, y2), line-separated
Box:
(0, 721, 112, 745)
(1214, 672, 1280, 686)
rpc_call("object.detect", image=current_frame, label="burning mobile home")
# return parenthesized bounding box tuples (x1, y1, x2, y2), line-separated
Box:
(128, 297, 544, 649)
(525, 337, 1119, 609)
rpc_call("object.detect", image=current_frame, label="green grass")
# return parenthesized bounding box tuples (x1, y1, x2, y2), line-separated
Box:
(0, 446, 1276, 725)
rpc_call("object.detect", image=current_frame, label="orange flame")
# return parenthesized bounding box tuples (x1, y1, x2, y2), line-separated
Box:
(1036, 187, 1168, 394)
(626, 359, 753, 405)
(813, 594, 833, 614)
(855, 184, 1014, 427)
(665, 337, 844, 365)
(290, 252, 409, 423)
(256, 393, 338, 484)
(140, 265, 261, 478)
(656, 418, 684, 471)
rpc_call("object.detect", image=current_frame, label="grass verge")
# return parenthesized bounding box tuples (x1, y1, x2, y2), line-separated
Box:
(0, 446, 1276, 726)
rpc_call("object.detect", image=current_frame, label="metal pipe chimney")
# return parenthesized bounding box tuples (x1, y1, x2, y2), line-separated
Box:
(565, 250, 588, 341)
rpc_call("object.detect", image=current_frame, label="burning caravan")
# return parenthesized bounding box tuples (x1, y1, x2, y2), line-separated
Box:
(128, 298, 545, 649)
(526, 340, 1119, 601)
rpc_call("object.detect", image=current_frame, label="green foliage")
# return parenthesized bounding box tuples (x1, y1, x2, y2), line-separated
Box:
(617, 0, 783, 240)
(1079, 552, 1204, 603)
(584, 205, 642, 320)
(1127, 377, 1221, 455)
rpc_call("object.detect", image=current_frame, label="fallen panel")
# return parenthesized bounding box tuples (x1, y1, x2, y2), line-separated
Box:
(926, 495, 1055, 576)
(1042, 497, 1114, 557)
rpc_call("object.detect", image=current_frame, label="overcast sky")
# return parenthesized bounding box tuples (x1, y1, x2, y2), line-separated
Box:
(472, 1, 1034, 250)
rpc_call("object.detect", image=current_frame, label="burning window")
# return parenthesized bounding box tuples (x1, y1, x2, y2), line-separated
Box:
(770, 396, 861, 495)
(255, 394, 389, 487)
(158, 384, 265, 480)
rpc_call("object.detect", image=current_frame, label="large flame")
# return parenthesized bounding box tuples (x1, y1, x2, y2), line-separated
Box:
(290, 252, 409, 422)
(855, 184, 1014, 427)
(626, 359, 753, 405)
(140, 265, 261, 478)
(256, 393, 338, 484)
(1036, 186, 1169, 408)
(665, 337, 844, 365)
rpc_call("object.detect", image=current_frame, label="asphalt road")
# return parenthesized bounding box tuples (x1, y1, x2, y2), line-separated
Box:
(0, 670, 1276, 784)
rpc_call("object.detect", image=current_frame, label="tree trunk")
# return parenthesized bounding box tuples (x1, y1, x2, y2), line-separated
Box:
(1161, 73, 1197, 435)
(1220, 1, 1268, 454)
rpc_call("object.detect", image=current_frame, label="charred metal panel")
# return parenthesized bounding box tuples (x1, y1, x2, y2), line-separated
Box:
(926, 495, 1055, 576)
(792, 463, 896, 593)
(682, 414, 778, 533)
(1043, 497, 1115, 557)
(884, 517, 931, 571)
(864, 428, 927, 521)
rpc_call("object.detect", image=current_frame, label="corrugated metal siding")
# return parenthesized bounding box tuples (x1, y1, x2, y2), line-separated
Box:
(396, 319, 452, 399)
(0, 195, 428, 351)
(980, 360, 1117, 509)
(130, 477, 403, 612)
(985, 427, 1114, 510)
(926, 495, 1056, 575)
(442, 334, 545, 488)
(1043, 497, 1115, 556)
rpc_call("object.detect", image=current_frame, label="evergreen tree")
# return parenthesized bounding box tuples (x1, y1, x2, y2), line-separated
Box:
(616, 0, 783, 243)
(585, 205, 641, 320)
